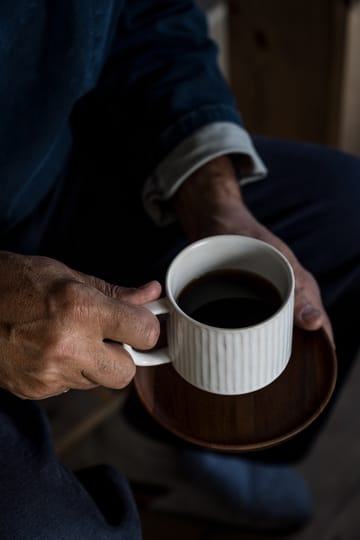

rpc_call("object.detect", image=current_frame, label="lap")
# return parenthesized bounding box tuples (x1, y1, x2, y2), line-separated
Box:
(0, 390, 141, 540)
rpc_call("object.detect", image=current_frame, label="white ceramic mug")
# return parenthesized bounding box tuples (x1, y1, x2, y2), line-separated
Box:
(124, 235, 295, 395)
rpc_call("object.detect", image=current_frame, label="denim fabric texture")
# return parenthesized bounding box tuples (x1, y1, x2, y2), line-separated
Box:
(0, 0, 241, 233)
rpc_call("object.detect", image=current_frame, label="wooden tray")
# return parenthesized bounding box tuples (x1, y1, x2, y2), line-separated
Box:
(134, 327, 337, 452)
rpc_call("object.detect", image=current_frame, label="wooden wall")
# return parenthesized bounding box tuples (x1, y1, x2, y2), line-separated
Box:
(227, 0, 360, 155)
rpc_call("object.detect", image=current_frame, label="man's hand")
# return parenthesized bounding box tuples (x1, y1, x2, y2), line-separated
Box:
(173, 156, 334, 346)
(0, 252, 162, 399)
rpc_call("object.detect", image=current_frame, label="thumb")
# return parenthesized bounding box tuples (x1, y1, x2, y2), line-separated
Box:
(292, 268, 335, 347)
(77, 271, 162, 305)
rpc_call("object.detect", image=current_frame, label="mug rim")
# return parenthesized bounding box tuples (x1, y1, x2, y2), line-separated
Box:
(165, 234, 295, 333)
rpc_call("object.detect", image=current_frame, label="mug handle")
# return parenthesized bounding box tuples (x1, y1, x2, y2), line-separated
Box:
(123, 298, 172, 366)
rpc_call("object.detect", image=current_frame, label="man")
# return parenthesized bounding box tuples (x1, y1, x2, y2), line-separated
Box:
(0, 1, 359, 538)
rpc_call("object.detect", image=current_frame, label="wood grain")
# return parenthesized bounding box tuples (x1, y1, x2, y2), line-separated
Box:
(134, 327, 337, 452)
(227, 0, 360, 153)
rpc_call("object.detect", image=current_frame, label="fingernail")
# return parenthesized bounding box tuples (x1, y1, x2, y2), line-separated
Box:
(300, 304, 322, 323)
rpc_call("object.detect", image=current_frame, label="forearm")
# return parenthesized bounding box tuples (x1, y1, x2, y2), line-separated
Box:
(172, 155, 257, 241)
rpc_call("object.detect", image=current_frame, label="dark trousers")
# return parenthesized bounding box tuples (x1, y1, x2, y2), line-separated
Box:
(1, 136, 359, 538)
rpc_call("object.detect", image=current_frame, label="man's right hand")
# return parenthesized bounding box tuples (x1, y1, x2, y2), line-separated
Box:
(0, 251, 162, 400)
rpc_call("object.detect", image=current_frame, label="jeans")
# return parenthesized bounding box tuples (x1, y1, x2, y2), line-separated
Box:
(1, 135, 359, 538)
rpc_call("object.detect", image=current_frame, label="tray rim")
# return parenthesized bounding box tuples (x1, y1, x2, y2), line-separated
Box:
(134, 327, 337, 452)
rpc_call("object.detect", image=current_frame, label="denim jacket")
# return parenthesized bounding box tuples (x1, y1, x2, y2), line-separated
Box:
(0, 0, 266, 233)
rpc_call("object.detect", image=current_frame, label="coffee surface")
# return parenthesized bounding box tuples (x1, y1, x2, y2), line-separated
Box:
(177, 269, 282, 328)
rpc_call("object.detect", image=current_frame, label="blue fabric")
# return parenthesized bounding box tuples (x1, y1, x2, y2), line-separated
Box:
(0, 0, 241, 234)
(0, 390, 141, 540)
(1, 136, 359, 537)
(180, 448, 312, 530)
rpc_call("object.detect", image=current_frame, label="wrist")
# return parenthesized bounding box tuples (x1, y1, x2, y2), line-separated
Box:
(172, 156, 248, 240)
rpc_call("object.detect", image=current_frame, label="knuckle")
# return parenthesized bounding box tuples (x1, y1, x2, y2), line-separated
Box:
(119, 362, 136, 388)
(93, 348, 136, 389)
(110, 356, 136, 389)
(140, 316, 160, 349)
(123, 305, 160, 349)
(60, 279, 82, 297)
(60, 281, 83, 310)
(104, 283, 128, 298)
(51, 280, 85, 316)
(95, 354, 115, 376)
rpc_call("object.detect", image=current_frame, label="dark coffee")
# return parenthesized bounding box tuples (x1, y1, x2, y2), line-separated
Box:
(177, 269, 282, 328)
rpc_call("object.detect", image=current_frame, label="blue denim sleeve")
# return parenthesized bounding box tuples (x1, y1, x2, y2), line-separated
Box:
(87, 0, 244, 184)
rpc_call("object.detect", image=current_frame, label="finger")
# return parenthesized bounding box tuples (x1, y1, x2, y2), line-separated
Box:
(293, 269, 335, 346)
(297, 301, 334, 343)
(297, 301, 335, 348)
(97, 295, 160, 349)
(81, 341, 136, 390)
(291, 264, 323, 327)
(241, 229, 335, 347)
(297, 302, 324, 331)
(115, 280, 162, 305)
(77, 271, 162, 304)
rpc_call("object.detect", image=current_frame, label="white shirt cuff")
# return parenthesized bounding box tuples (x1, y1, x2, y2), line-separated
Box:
(142, 122, 268, 225)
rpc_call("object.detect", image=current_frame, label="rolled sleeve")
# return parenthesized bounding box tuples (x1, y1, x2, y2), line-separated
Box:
(142, 122, 268, 225)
